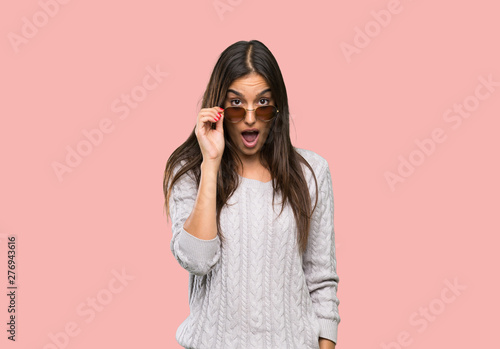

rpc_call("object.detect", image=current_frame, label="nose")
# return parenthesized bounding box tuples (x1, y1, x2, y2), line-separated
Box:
(244, 108, 257, 125)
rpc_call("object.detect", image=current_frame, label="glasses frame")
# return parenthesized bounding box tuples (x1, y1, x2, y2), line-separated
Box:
(221, 105, 279, 123)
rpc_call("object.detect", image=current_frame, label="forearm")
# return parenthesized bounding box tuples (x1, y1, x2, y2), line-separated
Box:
(183, 160, 219, 240)
(319, 337, 336, 349)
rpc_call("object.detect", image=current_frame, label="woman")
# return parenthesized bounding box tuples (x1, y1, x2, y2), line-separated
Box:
(163, 40, 340, 349)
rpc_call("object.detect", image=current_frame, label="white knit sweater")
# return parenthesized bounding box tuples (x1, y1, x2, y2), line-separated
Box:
(168, 147, 340, 349)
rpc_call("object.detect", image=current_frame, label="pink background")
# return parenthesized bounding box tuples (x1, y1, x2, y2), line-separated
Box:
(1, 0, 499, 348)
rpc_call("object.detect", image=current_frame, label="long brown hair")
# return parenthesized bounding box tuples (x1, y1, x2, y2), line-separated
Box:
(163, 40, 319, 256)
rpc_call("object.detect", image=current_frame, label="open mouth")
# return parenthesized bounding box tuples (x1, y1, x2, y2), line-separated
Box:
(241, 130, 259, 148)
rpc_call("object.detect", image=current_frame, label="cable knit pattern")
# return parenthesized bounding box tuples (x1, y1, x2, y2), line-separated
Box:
(168, 147, 340, 349)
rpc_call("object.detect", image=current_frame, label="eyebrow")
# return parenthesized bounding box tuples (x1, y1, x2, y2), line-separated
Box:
(226, 88, 272, 98)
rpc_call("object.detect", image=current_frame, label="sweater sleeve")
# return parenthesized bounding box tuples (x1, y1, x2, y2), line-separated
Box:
(302, 160, 341, 344)
(168, 163, 221, 276)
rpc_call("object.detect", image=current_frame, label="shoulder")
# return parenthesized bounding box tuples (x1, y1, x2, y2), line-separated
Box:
(172, 159, 195, 179)
(293, 148, 334, 204)
(294, 147, 330, 179)
(170, 159, 197, 191)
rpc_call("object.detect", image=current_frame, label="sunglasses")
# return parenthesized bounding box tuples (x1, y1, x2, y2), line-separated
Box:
(221, 105, 279, 123)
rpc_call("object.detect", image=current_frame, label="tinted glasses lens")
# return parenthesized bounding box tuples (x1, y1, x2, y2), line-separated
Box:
(225, 107, 245, 121)
(256, 106, 276, 121)
(223, 106, 277, 122)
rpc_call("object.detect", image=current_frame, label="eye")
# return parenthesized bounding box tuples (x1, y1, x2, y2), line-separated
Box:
(229, 98, 270, 107)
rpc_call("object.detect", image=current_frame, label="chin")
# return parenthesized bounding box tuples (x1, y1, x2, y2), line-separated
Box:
(239, 143, 261, 154)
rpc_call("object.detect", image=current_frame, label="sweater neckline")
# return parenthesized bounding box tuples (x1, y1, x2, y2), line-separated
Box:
(238, 174, 273, 187)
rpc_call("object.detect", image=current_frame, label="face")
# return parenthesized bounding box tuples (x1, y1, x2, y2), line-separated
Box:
(223, 73, 275, 162)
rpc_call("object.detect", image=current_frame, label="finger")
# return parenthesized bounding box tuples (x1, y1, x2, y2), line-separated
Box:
(208, 111, 221, 124)
(199, 108, 220, 117)
(200, 109, 221, 120)
(215, 110, 224, 131)
(199, 114, 219, 124)
(203, 107, 222, 120)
